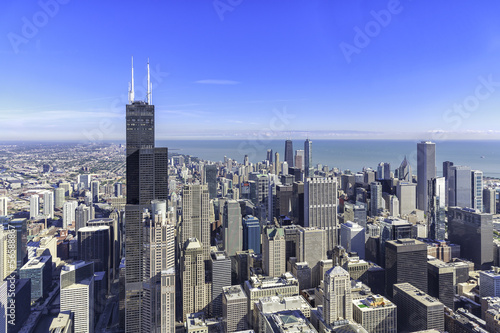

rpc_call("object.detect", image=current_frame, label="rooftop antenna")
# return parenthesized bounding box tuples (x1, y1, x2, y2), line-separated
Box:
(128, 56, 135, 104)
(147, 58, 152, 104)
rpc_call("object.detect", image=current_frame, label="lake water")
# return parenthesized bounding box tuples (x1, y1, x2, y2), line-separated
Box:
(159, 140, 500, 178)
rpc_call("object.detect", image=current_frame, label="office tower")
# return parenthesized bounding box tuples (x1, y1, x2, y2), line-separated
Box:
(443, 161, 454, 206)
(60, 261, 95, 333)
(243, 215, 260, 254)
(75, 204, 93, 232)
(480, 267, 500, 297)
(181, 184, 211, 260)
(417, 141, 436, 212)
(274, 152, 281, 175)
(396, 181, 416, 216)
(222, 285, 249, 333)
(142, 200, 176, 332)
(397, 156, 412, 181)
(282, 161, 288, 175)
(223, 200, 243, 256)
(296, 226, 326, 288)
(275, 184, 293, 220)
(210, 250, 231, 318)
(448, 207, 493, 270)
(427, 259, 469, 309)
(181, 238, 207, 321)
(62, 201, 77, 229)
(428, 177, 446, 240)
(29, 195, 39, 219)
(91, 180, 100, 203)
(0, 228, 16, 280)
(304, 177, 338, 254)
(59, 182, 72, 197)
(19, 255, 52, 303)
(385, 239, 428, 298)
(0, 281, 6, 333)
(244, 273, 300, 326)
(78, 174, 92, 190)
(124, 60, 169, 332)
(352, 295, 397, 333)
(43, 191, 54, 219)
(8, 218, 27, 270)
(262, 226, 286, 277)
(266, 149, 273, 162)
(484, 188, 496, 214)
(284, 139, 294, 167)
(448, 165, 472, 208)
(78, 226, 111, 291)
(377, 162, 391, 180)
(390, 195, 399, 217)
(340, 221, 365, 259)
(323, 266, 352, 324)
(471, 170, 483, 212)
(204, 164, 218, 199)
(114, 183, 123, 197)
(304, 138, 312, 178)
(370, 181, 383, 217)
(393, 283, 444, 332)
(295, 149, 304, 171)
(54, 187, 65, 209)
(8, 278, 31, 333)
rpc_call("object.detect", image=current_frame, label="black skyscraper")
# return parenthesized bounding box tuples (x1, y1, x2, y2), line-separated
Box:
(284, 139, 294, 167)
(204, 164, 217, 199)
(124, 60, 168, 332)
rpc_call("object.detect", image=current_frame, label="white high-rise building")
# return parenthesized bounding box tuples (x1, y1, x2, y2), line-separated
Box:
(0, 281, 6, 333)
(63, 201, 78, 229)
(340, 221, 365, 259)
(0, 197, 7, 216)
(142, 200, 176, 332)
(60, 261, 95, 333)
(323, 266, 352, 325)
(472, 170, 484, 212)
(43, 191, 54, 219)
(262, 227, 286, 278)
(304, 177, 338, 254)
(54, 187, 66, 209)
(181, 238, 207, 322)
(30, 195, 39, 219)
(370, 181, 383, 217)
(396, 181, 417, 216)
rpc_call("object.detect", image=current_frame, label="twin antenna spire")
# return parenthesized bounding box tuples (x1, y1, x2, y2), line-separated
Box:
(128, 56, 152, 105)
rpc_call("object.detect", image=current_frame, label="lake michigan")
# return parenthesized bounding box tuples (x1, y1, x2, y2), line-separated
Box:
(159, 140, 500, 178)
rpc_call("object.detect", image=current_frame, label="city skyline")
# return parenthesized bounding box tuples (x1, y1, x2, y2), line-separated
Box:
(2, 1, 500, 141)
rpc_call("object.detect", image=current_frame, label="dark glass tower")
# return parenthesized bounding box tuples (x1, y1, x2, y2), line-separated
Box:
(304, 138, 312, 178)
(417, 141, 436, 212)
(124, 60, 169, 332)
(284, 139, 294, 168)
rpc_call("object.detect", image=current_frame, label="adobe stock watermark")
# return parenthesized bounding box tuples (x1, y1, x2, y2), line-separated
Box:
(7, 0, 70, 54)
(431, 74, 500, 141)
(82, 63, 169, 143)
(6, 227, 17, 328)
(339, 0, 406, 64)
(237, 107, 295, 161)
(213, 0, 243, 21)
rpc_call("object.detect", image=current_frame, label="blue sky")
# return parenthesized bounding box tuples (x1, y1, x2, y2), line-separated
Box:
(2, 0, 500, 142)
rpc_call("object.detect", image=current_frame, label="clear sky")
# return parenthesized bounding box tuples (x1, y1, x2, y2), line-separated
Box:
(2, 0, 500, 142)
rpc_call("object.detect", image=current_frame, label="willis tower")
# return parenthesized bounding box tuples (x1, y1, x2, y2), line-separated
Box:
(124, 58, 172, 332)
